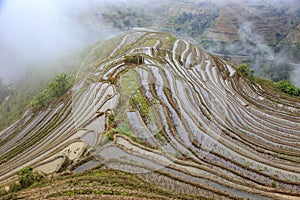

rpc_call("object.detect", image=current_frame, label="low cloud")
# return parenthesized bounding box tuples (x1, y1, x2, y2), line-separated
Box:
(0, 0, 115, 82)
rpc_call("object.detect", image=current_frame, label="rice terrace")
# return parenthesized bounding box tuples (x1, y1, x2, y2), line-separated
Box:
(0, 29, 299, 199)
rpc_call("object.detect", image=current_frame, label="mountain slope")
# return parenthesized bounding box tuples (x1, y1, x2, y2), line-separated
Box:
(91, 0, 300, 82)
(3, 168, 198, 200)
(0, 30, 299, 199)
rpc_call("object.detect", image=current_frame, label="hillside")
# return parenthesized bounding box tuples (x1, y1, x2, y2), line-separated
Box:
(2, 168, 198, 199)
(0, 30, 299, 199)
(87, 0, 300, 82)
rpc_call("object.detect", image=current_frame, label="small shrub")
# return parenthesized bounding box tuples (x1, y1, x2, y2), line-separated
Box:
(237, 63, 254, 81)
(125, 56, 138, 64)
(7, 166, 45, 194)
(169, 35, 176, 43)
(271, 181, 277, 188)
(108, 114, 115, 125)
(30, 73, 71, 110)
(19, 167, 35, 189)
(277, 80, 300, 96)
(104, 130, 114, 141)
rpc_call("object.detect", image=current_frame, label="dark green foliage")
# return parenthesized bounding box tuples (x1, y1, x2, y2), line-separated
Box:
(18, 167, 35, 189)
(271, 181, 277, 188)
(108, 114, 115, 124)
(168, 6, 218, 38)
(50, 73, 69, 97)
(237, 63, 255, 81)
(0, 166, 46, 196)
(176, 12, 193, 24)
(155, 131, 167, 145)
(30, 73, 70, 110)
(123, 19, 131, 27)
(277, 80, 300, 96)
(125, 56, 138, 64)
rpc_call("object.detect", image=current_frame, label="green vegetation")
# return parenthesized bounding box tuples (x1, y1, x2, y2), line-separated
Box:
(104, 129, 114, 141)
(104, 69, 157, 149)
(1, 168, 197, 199)
(252, 77, 300, 99)
(237, 63, 255, 81)
(276, 80, 300, 96)
(0, 74, 52, 130)
(18, 167, 36, 189)
(168, 9, 218, 38)
(0, 166, 45, 197)
(124, 55, 144, 65)
(237, 63, 300, 98)
(104, 122, 155, 149)
(108, 113, 115, 125)
(169, 35, 176, 43)
(30, 73, 72, 109)
(142, 39, 158, 47)
(271, 181, 277, 188)
(155, 130, 167, 145)
(17, 166, 44, 190)
(131, 90, 151, 119)
(258, 166, 263, 172)
(125, 56, 139, 64)
(244, 162, 250, 168)
(113, 127, 136, 139)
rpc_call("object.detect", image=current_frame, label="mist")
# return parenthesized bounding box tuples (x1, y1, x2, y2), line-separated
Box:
(204, 0, 300, 87)
(235, 22, 300, 86)
(0, 0, 117, 83)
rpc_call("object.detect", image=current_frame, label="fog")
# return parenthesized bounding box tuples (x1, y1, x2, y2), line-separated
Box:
(236, 20, 300, 87)
(205, 0, 300, 86)
(0, 0, 116, 83)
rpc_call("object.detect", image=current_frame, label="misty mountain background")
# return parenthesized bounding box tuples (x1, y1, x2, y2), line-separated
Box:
(0, 0, 299, 87)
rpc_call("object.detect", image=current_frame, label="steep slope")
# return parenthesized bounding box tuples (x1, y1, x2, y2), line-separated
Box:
(3, 169, 197, 200)
(0, 30, 300, 199)
(205, 0, 300, 43)
(91, 0, 300, 81)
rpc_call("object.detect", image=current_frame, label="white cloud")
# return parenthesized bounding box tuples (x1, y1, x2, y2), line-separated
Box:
(0, 0, 111, 81)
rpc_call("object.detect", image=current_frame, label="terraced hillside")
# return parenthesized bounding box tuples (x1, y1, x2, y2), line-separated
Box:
(0, 30, 300, 199)
(93, 0, 300, 81)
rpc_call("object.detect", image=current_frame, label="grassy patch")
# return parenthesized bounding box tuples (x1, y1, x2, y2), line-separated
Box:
(155, 130, 167, 145)
(169, 35, 176, 43)
(237, 63, 254, 82)
(48, 189, 132, 197)
(276, 80, 300, 97)
(108, 113, 115, 125)
(142, 39, 158, 47)
(130, 89, 151, 118)
(5, 169, 194, 199)
(0, 166, 46, 198)
(254, 77, 300, 100)
(30, 73, 73, 110)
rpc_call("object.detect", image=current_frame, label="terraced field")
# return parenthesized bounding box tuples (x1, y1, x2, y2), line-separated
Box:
(0, 30, 300, 199)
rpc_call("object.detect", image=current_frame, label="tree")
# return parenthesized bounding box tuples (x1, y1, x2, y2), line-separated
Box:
(50, 73, 69, 97)
(123, 19, 131, 27)
(19, 167, 35, 189)
(30, 73, 70, 109)
(237, 63, 255, 81)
